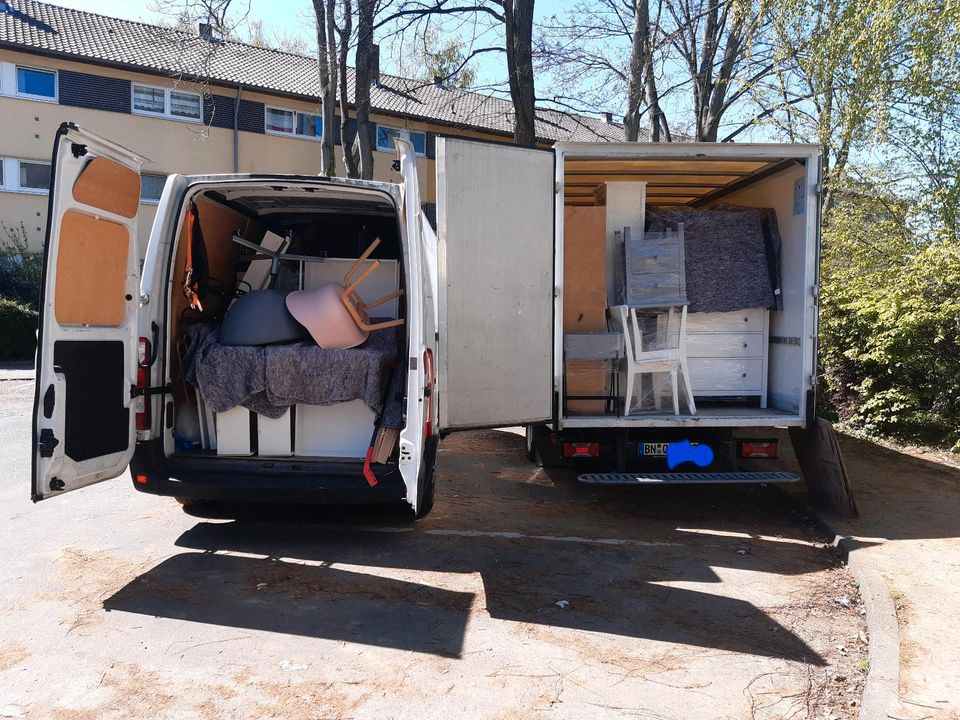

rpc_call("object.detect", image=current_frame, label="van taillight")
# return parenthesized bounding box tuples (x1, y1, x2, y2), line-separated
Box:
(423, 348, 435, 438)
(135, 337, 151, 431)
(738, 439, 778, 458)
(563, 442, 599, 459)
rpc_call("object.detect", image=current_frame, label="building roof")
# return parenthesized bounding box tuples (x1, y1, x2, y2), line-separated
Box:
(0, 0, 625, 143)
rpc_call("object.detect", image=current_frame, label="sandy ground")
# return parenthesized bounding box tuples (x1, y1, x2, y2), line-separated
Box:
(816, 433, 960, 720)
(0, 381, 866, 719)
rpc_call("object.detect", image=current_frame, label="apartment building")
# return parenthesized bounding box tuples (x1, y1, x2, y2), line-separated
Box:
(0, 0, 620, 254)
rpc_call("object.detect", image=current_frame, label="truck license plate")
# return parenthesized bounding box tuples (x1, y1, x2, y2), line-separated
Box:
(639, 442, 669, 457)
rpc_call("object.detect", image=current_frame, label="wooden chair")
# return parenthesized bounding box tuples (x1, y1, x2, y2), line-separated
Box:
(341, 238, 405, 331)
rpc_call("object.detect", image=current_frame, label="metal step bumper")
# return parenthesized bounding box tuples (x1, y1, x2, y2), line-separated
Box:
(578, 471, 801, 485)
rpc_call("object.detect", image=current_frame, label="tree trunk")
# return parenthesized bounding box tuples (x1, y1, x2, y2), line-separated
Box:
(624, 0, 647, 141)
(503, 0, 536, 146)
(354, 0, 375, 179)
(338, 0, 360, 178)
(313, 0, 337, 176)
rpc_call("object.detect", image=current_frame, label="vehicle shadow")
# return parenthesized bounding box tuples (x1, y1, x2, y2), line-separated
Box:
(103, 430, 832, 664)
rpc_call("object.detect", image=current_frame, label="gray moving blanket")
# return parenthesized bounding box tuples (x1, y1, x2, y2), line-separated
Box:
(183, 322, 404, 426)
(646, 205, 782, 313)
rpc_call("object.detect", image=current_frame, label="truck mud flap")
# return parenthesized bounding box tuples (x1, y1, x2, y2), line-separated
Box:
(578, 471, 801, 485)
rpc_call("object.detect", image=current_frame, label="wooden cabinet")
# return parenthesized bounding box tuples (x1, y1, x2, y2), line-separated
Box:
(685, 308, 769, 407)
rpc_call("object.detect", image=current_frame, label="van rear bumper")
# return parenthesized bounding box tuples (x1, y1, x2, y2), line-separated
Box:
(129, 440, 408, 505)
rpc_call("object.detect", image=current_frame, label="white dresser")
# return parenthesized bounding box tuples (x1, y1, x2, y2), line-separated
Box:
(685, 309, 769, 407)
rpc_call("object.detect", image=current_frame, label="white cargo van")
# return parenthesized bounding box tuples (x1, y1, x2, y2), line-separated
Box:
(33, 124, 817, 516)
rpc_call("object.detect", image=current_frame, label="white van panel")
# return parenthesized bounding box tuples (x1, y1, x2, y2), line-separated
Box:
(436, 138, 555, 430)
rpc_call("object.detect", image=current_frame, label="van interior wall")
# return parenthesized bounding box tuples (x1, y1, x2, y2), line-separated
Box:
(705, 164, 809, 413)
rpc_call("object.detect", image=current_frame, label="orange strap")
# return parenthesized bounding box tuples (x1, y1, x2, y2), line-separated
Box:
(182, 205, 203, 312)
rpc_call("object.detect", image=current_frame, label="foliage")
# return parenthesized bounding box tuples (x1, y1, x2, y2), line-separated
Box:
(819, 179, 960, 449)
(0, 222, 42, 310)
(414, 31, 477, 88)
(0, 299, 38, 361)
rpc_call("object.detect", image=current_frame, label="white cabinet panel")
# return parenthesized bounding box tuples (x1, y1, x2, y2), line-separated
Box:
(687, 308, 767, 333)
(688, 358, 764, 392)
(687, 332, 764, 358)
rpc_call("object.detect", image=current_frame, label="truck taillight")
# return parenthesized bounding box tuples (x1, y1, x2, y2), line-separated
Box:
(135, 337, 151, 431)
(738, 439, 778, 458)
(423, 348, 435, 438)
(563, 442, 599, 459)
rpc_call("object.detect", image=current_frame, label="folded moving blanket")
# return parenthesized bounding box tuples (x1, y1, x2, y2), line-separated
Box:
(183, 322, 403, 425)
(646, 205, 781, 313)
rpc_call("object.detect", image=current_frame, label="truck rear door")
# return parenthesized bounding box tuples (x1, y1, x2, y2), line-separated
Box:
(435, 138, 555, 430)
(32, 124, 146, 500)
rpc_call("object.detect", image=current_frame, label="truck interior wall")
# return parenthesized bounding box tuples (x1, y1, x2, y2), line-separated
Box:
(705, 164, 809, 413)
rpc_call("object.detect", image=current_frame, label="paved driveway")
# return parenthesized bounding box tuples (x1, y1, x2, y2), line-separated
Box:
(0, 381, 865, 719)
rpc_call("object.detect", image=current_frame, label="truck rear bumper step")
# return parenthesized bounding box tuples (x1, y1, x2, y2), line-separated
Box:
(578, 471, 801, 485)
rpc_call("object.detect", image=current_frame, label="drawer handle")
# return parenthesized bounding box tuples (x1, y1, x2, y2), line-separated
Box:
(741, 372, 747, 377)
(743, 317, 749, 322)
(743, 343, 748, 348)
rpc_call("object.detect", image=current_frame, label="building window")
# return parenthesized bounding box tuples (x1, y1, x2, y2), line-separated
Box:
(0, 158, 52, 194)
(16, 66, 57, 100)
(132, 83, 202, 122)
(376, 125, 426, 156)
(265, 106, 323, 139)
(140, 173, 167, 203)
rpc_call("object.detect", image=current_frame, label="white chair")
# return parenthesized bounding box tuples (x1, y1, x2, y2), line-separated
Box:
(612, 304, 696, 416)
(611, 223, 695, 416)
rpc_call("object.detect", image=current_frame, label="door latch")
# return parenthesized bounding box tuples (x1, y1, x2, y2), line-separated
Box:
(37, 428, 59, 458)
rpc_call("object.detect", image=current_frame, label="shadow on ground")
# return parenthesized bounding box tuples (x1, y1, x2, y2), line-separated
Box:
(104, 430, 833, 664)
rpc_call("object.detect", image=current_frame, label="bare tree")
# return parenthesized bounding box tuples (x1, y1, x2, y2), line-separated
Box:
(353, 0, 376, 179)
(377, 0, 538, 146)
(312, 0, 339, 176)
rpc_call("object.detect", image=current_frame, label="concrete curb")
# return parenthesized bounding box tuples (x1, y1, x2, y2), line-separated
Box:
(799, 502, 903, 720)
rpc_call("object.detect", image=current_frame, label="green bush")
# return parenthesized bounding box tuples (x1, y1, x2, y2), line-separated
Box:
(819, 186, 960, 450)
(0, 298, 38, 361)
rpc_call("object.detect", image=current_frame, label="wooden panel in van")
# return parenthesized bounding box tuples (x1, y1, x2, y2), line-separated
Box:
(72, 157, 140, 218)
(54, 209, 129, 326)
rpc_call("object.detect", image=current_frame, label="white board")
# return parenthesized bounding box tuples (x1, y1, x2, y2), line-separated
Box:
(304, 258, 400, 318)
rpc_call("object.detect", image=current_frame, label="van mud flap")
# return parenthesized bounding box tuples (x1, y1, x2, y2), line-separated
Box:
(578, 471, 801, 485)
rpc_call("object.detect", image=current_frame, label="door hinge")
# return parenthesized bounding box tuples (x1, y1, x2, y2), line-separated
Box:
(37, 428, 60, 458)
(130, 383, 173, 399)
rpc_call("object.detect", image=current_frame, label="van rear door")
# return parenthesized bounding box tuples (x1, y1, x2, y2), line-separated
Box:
(32, 124, 146, 501)
(435, 138, 555, 430)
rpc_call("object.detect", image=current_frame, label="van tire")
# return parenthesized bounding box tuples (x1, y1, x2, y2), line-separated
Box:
(415, 435, 440, 519)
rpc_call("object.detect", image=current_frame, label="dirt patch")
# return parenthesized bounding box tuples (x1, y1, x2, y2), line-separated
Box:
(0, 642, 29, 672)
(55, 548, 144, 631)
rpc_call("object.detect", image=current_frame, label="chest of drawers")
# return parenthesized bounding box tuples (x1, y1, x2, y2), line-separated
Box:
(685, 308, 769, 407)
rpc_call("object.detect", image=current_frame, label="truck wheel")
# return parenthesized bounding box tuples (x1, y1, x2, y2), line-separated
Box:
(525, 424, 546, 466)
(415, 435, 440, 519)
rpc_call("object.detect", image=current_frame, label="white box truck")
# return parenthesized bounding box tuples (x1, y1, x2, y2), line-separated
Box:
(32, 125, 817, 518)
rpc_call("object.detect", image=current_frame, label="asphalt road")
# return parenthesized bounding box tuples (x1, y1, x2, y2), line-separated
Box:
(0, 380, 866, 719)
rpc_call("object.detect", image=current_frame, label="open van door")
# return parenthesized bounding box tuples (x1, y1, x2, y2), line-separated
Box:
(435, 138, 555, 430)
(32, 124, 146, 501)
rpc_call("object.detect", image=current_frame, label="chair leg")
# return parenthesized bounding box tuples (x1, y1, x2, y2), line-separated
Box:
(651, 373, 661, 411)
(624, 368, 635, 416)
(671, 369, 679, 416)
(680, 359, 697, 415)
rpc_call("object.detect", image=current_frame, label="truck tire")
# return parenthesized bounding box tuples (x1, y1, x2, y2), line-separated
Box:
(415, 435, 440, 519)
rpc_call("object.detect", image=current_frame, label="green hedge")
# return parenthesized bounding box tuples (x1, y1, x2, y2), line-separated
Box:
(0, 298, 38, 361)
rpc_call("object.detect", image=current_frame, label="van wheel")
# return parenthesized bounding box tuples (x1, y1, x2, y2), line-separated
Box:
(415, 435, 440, 519)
